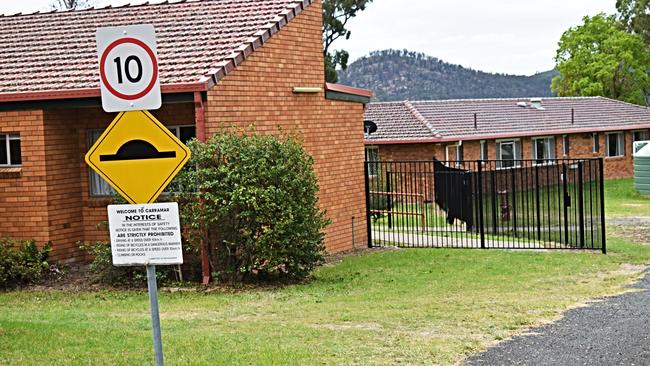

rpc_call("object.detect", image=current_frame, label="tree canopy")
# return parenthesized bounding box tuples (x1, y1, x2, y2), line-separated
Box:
(616, 0, 650, 45)
(322, 0, 373, 83)
(50, 0, 93, 10)
(552, 14, 650, 106)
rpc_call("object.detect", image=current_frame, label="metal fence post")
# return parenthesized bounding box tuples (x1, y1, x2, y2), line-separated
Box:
(562, 163, 570, 245)
(364, 162, 373, 248)
(599, 158, 607, 254)
(535, 164, 541, 241)
(477, 162, 486, 249)
(577, 161, 585, 248)
(386, 168, 392, 229)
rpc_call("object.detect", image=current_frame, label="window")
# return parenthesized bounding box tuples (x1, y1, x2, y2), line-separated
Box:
(592, 133, 599, 153)
(168, 125, 196, 144)
(87, 125, 196, 196)
(365, 147, 379, 176)
(633, 130, 649, 142)
(606, 132, 624, 157)
(480, 140, 487, 161)
(445, 143, 463, 166)
(0, 133, 21, 166)
(496, 139, 521, 168)
(532, 137, 555, 165)
(563, 135, 569, 157)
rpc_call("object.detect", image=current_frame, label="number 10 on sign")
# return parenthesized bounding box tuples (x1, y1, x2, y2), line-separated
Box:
(96, 24, 162, 113)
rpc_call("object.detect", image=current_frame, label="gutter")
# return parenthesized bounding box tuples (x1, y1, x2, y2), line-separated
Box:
(0, 82, 209, 103)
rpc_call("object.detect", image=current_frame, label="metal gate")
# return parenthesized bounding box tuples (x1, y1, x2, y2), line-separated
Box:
(364, 159, 606, 253)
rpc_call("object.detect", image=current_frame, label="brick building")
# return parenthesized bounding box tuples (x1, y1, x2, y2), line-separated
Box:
(0, 0, 371, 264)
(365, 97, 650, 178)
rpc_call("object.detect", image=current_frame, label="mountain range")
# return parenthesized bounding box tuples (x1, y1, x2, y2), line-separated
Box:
(337, 49, 557, 101)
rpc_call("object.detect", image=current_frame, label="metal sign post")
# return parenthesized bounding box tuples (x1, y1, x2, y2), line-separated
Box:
(147, 264, 164, 366)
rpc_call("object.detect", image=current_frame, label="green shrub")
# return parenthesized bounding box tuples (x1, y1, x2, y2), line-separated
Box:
(0, 239, 51, 290)
(174, 131, 329, 282)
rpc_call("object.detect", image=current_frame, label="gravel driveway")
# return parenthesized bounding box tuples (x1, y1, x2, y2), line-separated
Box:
(465, 271, 650, 365)
(463, 216, 650, 365)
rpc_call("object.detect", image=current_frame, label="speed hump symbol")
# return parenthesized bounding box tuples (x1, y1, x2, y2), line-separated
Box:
(96, 24, 162, 113)
(84, 111, 191, 204)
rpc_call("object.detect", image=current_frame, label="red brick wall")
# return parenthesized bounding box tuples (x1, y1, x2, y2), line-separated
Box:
(0, 110, 50, 246)
(42, 109, 85, 262)
(204, 0, 367, 252)
(374, 130, 645, 180)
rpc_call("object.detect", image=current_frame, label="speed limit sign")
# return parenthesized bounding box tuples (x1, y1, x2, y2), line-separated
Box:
(96, 24, 162, 112)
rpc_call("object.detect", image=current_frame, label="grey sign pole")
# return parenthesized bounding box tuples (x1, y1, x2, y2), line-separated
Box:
(146, 264, 164, 366)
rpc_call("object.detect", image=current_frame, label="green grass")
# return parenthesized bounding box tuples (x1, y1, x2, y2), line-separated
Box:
(1, 237, 650, 365)
(604, 178, 650, 216)
(0, 178, 649, 365)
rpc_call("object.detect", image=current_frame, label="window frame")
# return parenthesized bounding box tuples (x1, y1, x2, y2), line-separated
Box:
(562, 135, 569, 157)
(605, 131, 625, 157)
(0, 133, 22, 167)
(445, 143, 463, 167)
(532, 136, 556, 165)
(480, 140, 487, 161)
(86, 125, 196, 197)
(365, 146, 380, 177)
(496, 139, 521, 169)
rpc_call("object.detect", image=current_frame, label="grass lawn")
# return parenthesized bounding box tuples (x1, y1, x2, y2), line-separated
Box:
(0, 179, 649, 365)
(604, 178, 650, 216)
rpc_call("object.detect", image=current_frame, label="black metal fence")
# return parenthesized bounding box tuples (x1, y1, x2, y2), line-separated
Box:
(364, 159, 606, 252)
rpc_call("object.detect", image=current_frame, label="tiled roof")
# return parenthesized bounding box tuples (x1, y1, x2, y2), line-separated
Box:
(365, 97, 650, 143)
(0, 0, 312, 100)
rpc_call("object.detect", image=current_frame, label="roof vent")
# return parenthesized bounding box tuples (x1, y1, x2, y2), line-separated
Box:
(530, 98, 544, 110)
(516, 101, 527, 108)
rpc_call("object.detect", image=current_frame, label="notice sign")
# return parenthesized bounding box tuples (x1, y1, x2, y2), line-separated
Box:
(107, 203, 183, 266)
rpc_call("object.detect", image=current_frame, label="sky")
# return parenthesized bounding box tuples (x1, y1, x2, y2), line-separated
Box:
(1, 0, 618, 76)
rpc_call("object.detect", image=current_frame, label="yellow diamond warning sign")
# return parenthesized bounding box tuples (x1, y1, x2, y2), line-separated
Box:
(85, 110, 191, 204)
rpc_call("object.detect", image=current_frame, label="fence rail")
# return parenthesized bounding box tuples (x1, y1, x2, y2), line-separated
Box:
(364, 159, 606, 253)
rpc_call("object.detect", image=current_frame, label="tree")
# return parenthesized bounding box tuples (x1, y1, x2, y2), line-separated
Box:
(552, 14, 650, 106)
(50, 0, 93, 10)
(616, 0, 650, 45)
(322, 0, 373, 83)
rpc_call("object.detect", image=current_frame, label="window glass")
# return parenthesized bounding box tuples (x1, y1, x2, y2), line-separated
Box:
(500, 142, 515, 168)
(480, 141, 487, 160)
(0, 135, 6, 165)
(563, 135, 569, 156)
(179, 126, 196, 143)
(593, 133, 600, 153)
(87, 130, 116, 196)
(533, 137, 555, 164)
(9, 138, 21, 165)
(365, 147, 379, 176)
(633, 130, 648, 142)
(606, 133, 624, 157)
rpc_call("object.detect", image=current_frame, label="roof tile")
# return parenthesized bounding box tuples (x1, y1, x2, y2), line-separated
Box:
(0, 0, 311, 95)
(365, 97, 650, 142)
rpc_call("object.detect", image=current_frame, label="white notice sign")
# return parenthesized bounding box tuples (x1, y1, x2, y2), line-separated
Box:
(108, 202, 183, 266)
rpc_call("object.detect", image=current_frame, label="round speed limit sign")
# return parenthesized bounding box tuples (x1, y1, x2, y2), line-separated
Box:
(96, 25, 162, 112)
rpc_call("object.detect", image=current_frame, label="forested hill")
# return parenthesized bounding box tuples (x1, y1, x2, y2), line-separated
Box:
(337, 49, 557, 101)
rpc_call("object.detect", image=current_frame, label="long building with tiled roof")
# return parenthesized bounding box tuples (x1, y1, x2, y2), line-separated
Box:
(364, 97, 650, 179)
